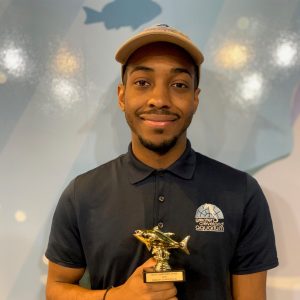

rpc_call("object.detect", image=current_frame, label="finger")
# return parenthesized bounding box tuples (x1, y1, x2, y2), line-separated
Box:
(140, 257, 156, 268)
(132, 258, 156, 277)
(151, 286, 177, 299)
(146, 282, 175, 291)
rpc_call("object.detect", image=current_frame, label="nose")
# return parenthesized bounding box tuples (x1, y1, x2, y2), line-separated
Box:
(147, 84, 171, 108)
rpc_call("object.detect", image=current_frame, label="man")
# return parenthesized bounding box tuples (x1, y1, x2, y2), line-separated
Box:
(46, 24, 278, 300)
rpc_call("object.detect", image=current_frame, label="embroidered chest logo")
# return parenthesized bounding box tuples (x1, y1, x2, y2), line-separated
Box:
(195, 203, 224, 232)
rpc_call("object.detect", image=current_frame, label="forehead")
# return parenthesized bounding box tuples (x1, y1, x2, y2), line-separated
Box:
(125, 42, 196, 70)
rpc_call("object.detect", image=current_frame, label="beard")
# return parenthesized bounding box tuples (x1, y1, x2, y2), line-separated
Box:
(124, 105, 194, 155)
(137, 133, 178, 155)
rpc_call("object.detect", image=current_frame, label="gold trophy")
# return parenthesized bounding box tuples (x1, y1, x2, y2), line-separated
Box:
(133, 226, 190, 283)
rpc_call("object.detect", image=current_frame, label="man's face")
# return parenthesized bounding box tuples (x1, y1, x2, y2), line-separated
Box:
(118, 42, 200, 154)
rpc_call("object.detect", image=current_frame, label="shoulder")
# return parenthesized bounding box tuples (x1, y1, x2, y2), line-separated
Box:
(195, 152, 242, 172)
(194, 151, 248, 184)
(193, 151, 264, 203)
(74, 154, 127, 185)
(59, 154, 127, 206)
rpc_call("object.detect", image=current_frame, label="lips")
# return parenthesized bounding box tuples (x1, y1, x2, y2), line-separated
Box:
(139, 113, 178, 122)
(139, 113, 179, 128)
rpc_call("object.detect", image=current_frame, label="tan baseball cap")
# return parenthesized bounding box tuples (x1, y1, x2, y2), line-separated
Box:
(115, 24, 204, 66)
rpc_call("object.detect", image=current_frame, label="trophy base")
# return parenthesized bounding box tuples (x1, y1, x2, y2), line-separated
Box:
(143, 267, 185, 283)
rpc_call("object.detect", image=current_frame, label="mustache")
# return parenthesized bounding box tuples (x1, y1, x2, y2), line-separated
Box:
(137, 109, 179, 118)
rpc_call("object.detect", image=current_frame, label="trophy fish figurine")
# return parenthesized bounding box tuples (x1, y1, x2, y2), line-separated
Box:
(133, 226, 190, 282)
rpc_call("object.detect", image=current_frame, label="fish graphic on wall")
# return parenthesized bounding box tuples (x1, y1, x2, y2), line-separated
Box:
(83, 0, 162, 29)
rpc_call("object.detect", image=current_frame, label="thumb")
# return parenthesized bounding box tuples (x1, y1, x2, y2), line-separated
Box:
(135, 258, 156, 272)
(142, 257, 156, 268)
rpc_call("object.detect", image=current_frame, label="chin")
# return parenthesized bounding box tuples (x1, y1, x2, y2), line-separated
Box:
(138, 135, 178, 155)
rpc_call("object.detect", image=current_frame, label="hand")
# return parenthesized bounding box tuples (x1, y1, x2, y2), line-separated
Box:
(108, 258, 178, 300)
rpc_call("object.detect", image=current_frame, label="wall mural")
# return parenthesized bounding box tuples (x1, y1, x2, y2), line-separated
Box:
(0, 0, 299, 299)
(83, 0, 162, 29)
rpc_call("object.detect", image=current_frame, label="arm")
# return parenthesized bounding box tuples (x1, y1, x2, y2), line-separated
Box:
(46, 261, 105, 300)
(231, 271, 267, 300)
(46, 259, 178, 300)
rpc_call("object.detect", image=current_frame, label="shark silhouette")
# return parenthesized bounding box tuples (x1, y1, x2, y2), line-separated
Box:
(83, 0, 161, 29)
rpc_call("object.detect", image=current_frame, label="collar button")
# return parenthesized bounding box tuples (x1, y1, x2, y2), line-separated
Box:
(158, 222, 164, 229)
(158, 195, 165, 202)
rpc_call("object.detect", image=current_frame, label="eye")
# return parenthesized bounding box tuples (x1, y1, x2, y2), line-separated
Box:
(135, 80, 150, 87)
(172, 82, 189, 89)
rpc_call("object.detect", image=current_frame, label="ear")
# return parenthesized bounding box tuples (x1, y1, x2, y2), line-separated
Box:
(118, 83, 125, 111)
(193, 88, 201, 113)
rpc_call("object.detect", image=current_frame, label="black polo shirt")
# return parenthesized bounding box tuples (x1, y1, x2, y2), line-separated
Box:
(46, 141, 278, 299)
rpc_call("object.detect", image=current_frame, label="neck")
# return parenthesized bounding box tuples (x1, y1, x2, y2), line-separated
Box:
(131, 136, 188, 169)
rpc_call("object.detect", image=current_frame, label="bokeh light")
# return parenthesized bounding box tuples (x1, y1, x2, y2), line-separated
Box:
(0, 45, 27, 77)
(14, 210, 27, 222)
(273, 39, 298, 67)
(53, 47, 80, 76)
(235, 72, 264, 106)
(215, 42, 250, 69)
(52, 78, 81, 107)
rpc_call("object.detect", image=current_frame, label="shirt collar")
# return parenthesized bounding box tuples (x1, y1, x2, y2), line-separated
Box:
(125, 140, 196, 184)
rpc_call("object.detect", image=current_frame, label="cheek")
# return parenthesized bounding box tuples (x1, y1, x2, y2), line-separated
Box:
(123, 94, 146, 113)
(124, 101, 138, 115)
(123, 100, 140, 123)
(175, 100, 197, 116)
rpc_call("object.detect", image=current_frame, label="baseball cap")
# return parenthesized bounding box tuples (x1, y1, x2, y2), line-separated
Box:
(115, 24, 204, 66)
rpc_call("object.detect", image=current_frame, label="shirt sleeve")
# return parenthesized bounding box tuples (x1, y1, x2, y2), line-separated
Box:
(45, 179, 86, 268)
(230, 174, 279, 274)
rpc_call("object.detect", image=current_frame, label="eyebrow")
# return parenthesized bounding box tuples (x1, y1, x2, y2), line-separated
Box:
(129, 65, 193, 78)
(129, 65, 154, 75)
(171, 67, 193, 78)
